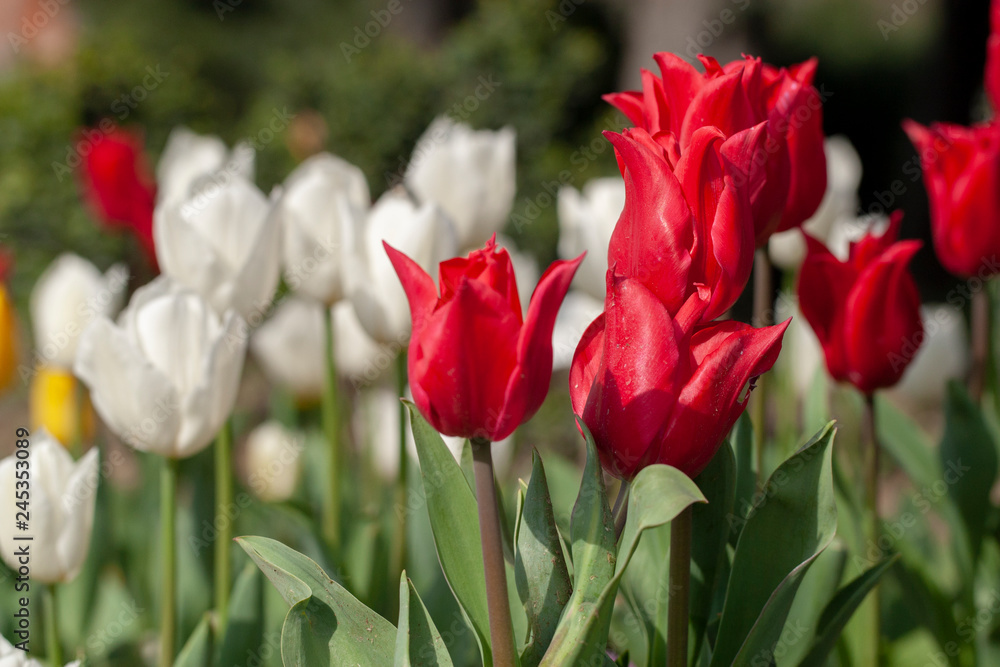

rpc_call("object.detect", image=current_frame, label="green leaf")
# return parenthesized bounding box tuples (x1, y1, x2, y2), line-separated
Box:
(217, 563, 263, 667)
(515, 451, 573, 666)
(395, 571, 455, 667)
(174, 614, 212, 667)
(541, 422, 705, 666)
(690, 441, 736, 661)
(709, 422, 838, 667)
(878, 395, 939, 489)
(777, 541, 847, 666)
(797, 554, 900, 667)
(729, 413, 756, 548)
(282, 597, 336, 667)
(939, 381, 998, 561)
(408, 405, 492, 666)
(236, 535, 397, 664)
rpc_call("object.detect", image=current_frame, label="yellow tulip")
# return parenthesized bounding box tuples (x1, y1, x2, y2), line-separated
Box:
(0, 285, 18, 393)
(30, 365, 96, 447)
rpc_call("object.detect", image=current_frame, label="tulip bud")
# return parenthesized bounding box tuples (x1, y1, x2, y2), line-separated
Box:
(243, 421, 303, 503)
(404, 117, 516, 251)
(74, 277, 246, 459)
(0, 430, 99, 584)
(156, 126, 254, 205)
(29, 365, 96, 447)
(387, 235, 582, 441)
(29, 253, 128, 369)
(798, 212, 924, 394)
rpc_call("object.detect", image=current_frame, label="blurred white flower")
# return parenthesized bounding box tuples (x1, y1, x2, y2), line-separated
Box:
(342, 189, 457, 344)
(774, 292, 823, 397)
(0, 430, 98, 584)
(29, 253, 128, 369)
(557, 177, 624, 301)
(890, 304, 970, 407)
(551, 290, 604, 372)
(275, 153, 370, 306)
(243, 421, 303, 503)
(250, 297, 390, 400)
(769, 135, 863, 269)
(156, 126, 255, 205)
(358, 382, 514, 481)
(154, 175, 281, 319)
(497, 234, 539, 313)
(74, 278, 246, 459)
(404, 117, 516, 250)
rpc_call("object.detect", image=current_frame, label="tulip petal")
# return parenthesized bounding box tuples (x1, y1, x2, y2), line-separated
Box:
(661, 319, 788, 477)
(408, 276, 520, 439)
(493, 254, 583, 440)
(154, 202, 235, 314)
(797, 235, 856, 380)
(568, 311, 606, 416)
(56, 446, 99, 582)
(74, 317, 181, 455)
(385, 241, 439, 335)
(842, 240, 923, 393)
(583, 278, 684, 479)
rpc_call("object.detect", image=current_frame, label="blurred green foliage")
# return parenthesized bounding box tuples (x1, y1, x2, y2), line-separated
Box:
(0, 0, 625, 315)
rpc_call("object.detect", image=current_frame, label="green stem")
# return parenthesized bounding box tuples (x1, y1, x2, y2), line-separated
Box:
(864, 394, 881, 664)
(390, 352, 408, 617)
(970, 287, 990, 404)
(321, 308, 341, 552)
(160, 457, 178, 667)
(214, 419, 233, 627)
(667, 506, 692, 667)
(751, 248, 773, 482)
(471, 437, 516, 666)
(44, 585, 61, 667)
(612, 480, 630, 541)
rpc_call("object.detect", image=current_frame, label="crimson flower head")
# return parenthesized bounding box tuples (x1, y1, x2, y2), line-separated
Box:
(605, 126, 758, 322)
(605, 53, 827, 245)
(387, 236, 582, 442)
(79, 126, 157, 262)
(570, 277, 788, 480)
(903, 119, 1000, 278)
(798, 212, 923, 395)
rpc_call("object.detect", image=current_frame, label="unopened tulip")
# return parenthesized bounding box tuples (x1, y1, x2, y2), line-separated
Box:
(557, 177, 625, 301)
(154, 174, 281, 319)
(570, 279, 787, 479)
(250, 297, 390, 400)
(404, 117, 516, 250)
(798, 213, 923, 394)
(903, 119, 1000, 278)
(0, 255, 18, 394)
(0, 429, 99, 583)
(243, 421, 303, 503)
(29, 253, 128, 369)
(156, 126, 254, 205)
(343, 190, 457, 344)
(274, 153, 371, 306)
(29, 366, 96, 446)
(79, 127, 157, 261)
(605, 127, 756, 321)
(387, 236, 582, 441)
(74, 278, 246, 458)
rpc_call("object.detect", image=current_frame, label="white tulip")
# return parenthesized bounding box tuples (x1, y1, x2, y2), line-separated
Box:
(243, 421, 303, 503)
(557, 177, 624, 301)
(404, 117, 516, 250)
(156, 126, 255, 205)
(0, 429, 98, 585)
(275, 153, 371, 306)
(154, 174, 281, 319)
(29, 254, 128, 369)
(890, 304, 970, 407)
(342, 189, 457, 344)
(769, 135, 863, 269)
(551, 290, 604, 372)
(74, 278, 246, 459)
(250, 297, 390, 400)
(773, 292, 823, 397)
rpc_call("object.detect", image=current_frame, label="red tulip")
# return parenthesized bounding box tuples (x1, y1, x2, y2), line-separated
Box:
(387, 235, 583, 441)
(986, 0, 1000, 112)
(570, 277, 787, 480)
(79, 127, 157, 263)
(605, 53, 827, 245)
(903, 119, 1000, 278)
(605, 126, 758, 322)
(798, 212, 923, 394)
